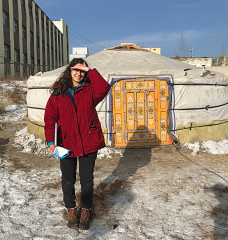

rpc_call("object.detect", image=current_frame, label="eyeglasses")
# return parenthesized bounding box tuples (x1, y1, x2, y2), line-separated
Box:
(70, 67, 86, 74)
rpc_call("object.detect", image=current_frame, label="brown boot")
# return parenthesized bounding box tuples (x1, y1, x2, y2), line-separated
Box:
(79, 208, 91, 230)
(67, 208, 78, 228)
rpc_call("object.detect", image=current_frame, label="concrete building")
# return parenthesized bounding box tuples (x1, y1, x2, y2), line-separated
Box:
(172, 57, 212, 68)
(69, 47, 89, 61)
(212, 54, 228, 67)
(143, 48, 161, 55)
(0, 0, 69, 78)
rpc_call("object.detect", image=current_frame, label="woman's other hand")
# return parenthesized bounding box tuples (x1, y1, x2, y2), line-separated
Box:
(50, 144, 55, 154)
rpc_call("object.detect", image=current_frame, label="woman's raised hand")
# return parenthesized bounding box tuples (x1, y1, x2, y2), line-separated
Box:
(77, 62, 90, 72)
(70, 62, 90, 73)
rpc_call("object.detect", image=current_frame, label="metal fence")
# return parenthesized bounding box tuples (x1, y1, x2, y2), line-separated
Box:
(0, 61, 63, 78)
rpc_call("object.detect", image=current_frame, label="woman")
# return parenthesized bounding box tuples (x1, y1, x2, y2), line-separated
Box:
(44, 58, 111, 230)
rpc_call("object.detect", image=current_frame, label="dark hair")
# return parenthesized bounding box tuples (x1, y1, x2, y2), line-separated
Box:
(51, 58, 90, 95)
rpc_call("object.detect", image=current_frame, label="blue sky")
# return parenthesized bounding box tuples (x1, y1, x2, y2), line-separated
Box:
(35, 0, 228, 58)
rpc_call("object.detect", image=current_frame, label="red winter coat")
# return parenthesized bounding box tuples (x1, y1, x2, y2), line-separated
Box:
(44, 69, 111, 157)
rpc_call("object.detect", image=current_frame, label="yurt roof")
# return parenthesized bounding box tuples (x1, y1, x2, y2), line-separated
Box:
(27, 49, 228, 88)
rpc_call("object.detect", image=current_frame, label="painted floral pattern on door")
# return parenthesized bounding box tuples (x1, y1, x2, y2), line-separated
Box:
(127, 132, 156, 141)
(160, 112, 167, 142)
(127, 93, 134, 130)
(160, 82, 166, 109)
(137, 93, 144, 129)
(114, 82, 121, 110)
(147, 93, 155, 129)
(126, 81, 154, 90)
(115, 114, 122, 144)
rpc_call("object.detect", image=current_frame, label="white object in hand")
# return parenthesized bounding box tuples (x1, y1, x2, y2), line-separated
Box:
(53, 146, 70, 159)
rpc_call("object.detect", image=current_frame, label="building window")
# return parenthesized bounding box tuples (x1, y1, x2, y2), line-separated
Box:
(23, 53, 27, 64)
(21, 0, 25, 10)
(218, 58, 224, 66)
(4, 44, 10, 59)
(14, 49, 20, 62)
(51, 27, 53, 38)
(22, 25, 26, 38)
(13, 19, 19, 33)
(37, 59, 40, 72)
(28, 5, 32, 17)
(14, 0, 18, 4)
(41, 18, 44, 28)
(42, 40, 45, 52)
(35, 12, 38, 23)
(31, 56, 34, 67)
(47, 44, 49, 54)
(3, 10, 9, 27)
(51, 47, 53, 60)
(36, 36, 39, 48)
(30, 31, 34, 43)
(46, 22, 49, 34)
(31, 56, 34, 74)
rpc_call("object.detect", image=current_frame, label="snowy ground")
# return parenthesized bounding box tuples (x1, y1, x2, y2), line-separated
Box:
(1, 79, 228, 239)
(0, 80, 27, 124)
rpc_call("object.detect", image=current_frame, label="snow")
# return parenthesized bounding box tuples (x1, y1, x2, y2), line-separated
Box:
(1, 81, 27, 95)
(184, 140, 228, 155)
(202, 139, 228, 155)
(0, 80, 27, 123)
(97, 147, 122, 159)
(14, 127, 49, 155)
(183, 142, 200, 156)
(3, 104, 27, 122)
(0, 156, 72, 239)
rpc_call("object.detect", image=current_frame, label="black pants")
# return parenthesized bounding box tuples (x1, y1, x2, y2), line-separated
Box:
(60, 151, 97, 209)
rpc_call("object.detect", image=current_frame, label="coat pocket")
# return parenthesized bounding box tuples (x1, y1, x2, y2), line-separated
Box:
(89, 117, 100, 129)
(89, 126, 102, 146)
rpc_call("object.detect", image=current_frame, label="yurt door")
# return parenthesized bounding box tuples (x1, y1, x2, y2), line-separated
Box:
(112, 78, 172, 147)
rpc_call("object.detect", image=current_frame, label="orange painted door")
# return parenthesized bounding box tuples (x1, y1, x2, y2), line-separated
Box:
(113, 78, 171, 147)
